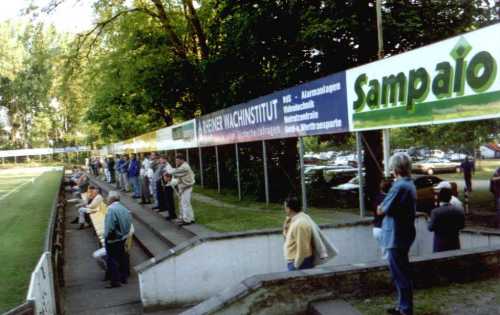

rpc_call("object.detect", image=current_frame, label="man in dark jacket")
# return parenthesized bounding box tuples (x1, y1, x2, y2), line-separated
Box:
(460, 157, 475, 193)
(490, 167, 500, 227)
(108, 157, 115, 183)
(428, 187, 465, 252)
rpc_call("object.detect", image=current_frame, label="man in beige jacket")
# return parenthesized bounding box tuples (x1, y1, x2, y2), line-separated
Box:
(283, 196, 336, 270)
(168, 154, 195, 225)
(71, 185, 104, 229)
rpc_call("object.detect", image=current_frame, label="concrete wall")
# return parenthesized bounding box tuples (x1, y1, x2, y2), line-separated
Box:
(183, 245, 500, 315)
(138, 216, 438, 309)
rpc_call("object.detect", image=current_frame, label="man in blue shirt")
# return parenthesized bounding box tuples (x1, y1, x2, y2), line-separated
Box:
(104, 191, 132, 288)
(128, 154, 141, 198)
(377, 153, 416, 315)
(118, 155, 130, 192)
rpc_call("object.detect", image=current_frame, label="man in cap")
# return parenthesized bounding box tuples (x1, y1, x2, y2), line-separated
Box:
(435, 181, 463, 212)
(428, 183, 465, 252)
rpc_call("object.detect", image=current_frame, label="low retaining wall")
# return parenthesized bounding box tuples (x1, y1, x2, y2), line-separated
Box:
(183, 245, 500, 315)
(138, 216, 436, 309)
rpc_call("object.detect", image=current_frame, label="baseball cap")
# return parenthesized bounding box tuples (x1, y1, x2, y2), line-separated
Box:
(435, 181, 452, 190)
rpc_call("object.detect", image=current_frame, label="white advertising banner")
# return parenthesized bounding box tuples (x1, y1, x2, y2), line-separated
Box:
(347, 23, 500, 131)
(156, 119, 197, 150)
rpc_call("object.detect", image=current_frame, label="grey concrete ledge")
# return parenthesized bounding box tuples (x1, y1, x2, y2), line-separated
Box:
(462, 226, 500, 236)
(181, 244, 500, 315)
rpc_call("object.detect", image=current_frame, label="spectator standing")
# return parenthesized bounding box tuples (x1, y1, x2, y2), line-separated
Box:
(85, 157, 90, 173)
(114, 155, 122, 189)
(460, 156, 475, 193)
(428, 186, 465, 252)
(104, 191, 132, 288)
(103, 157, 111, 183)
(147, 154, 156, 205)
(282, 196, 336, 271)
(490, 167, 500, 227)
(90, 157, 98, 176)
(377, 153, 416, 315)
(140, 154, 152, 204)
(158, 172, 178, 221)
(119, 155, 130, 192)
(108, 156, 116, 184)
(128, 154, 141, 198)
(152, 155, 168, 210)
(169, 154, 195, 225)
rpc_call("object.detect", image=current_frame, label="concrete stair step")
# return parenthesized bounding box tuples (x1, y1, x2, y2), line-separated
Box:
(308, 299, 362, 315)
(132, 217, 173, 258)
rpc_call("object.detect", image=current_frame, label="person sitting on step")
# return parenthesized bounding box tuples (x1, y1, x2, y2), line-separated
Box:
(71, 185, 104, 229)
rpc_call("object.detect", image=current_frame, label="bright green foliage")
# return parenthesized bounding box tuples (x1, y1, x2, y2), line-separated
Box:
(0, 20, 90, 149)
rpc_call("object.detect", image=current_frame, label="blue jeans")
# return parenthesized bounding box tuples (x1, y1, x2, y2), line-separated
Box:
(287, 256, 314, 271)
(387, 248, 413, 315)
(128, 176, 140, 197)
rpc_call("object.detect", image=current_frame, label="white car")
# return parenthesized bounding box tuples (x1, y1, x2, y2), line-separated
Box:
(412, 158, 460, 175)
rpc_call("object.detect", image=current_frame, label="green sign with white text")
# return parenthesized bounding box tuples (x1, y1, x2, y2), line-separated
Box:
(347, 23, 500, 131)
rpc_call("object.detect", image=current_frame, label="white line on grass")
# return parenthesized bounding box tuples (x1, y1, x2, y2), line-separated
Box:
(0, 177, 36, 201)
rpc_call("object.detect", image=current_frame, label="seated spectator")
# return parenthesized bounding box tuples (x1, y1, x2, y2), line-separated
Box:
(71, 171, 89, 195)
(158, 171, 178, 221)
(428, 186, 465, 252)
(435, 181, 464, 212)
(71, 185, 104, 229)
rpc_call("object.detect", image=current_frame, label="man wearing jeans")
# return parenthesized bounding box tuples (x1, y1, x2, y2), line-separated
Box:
(127, 154, 141, 198)
(377, 153, 416, 315)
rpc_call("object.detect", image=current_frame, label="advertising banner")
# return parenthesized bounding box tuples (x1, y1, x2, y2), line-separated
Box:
(123, 139, 135, 154)
(133, 131, 158, 153)
(347, 23, 500, 131)
(156, 119, 197, 150)
(197, 72, 349, 146)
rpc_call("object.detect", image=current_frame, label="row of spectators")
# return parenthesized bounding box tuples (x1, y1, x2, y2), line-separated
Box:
(87, 153, 196, 225)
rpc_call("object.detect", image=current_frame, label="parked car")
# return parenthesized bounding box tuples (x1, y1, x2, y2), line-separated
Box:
(412, 158, 460, 175)
(446, 152, 468, 162)
(332, 175, 458, 213)
(305, 165, 357, 186)
(430, 150, 446, 159)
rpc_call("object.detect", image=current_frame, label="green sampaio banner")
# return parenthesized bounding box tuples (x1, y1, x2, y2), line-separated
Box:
(347, 23, 500, 131)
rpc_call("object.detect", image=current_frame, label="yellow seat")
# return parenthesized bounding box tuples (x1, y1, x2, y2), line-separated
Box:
(89, 202, 108, 246)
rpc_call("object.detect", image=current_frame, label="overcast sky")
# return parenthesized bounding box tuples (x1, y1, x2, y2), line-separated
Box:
(0, 0, 95, 33)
